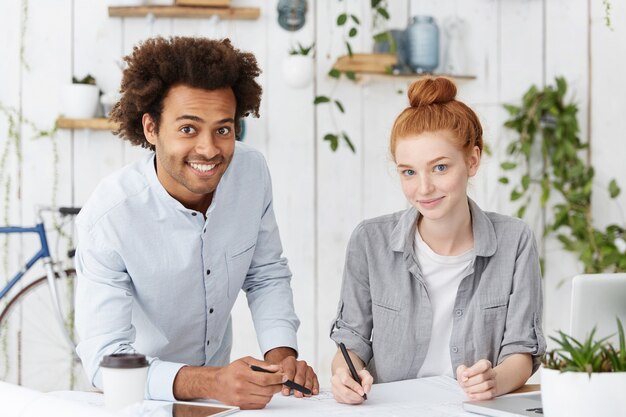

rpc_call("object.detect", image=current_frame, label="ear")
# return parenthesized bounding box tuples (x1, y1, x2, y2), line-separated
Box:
(467, 145, 481, 177)
(142, 113, 158, 147)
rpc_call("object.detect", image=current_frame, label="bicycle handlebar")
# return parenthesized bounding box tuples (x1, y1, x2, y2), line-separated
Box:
(36, 206, 82, 220)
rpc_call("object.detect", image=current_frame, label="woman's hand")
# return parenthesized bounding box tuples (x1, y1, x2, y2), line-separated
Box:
(331, 367, 373, 405)
(456, 359, 497, 400)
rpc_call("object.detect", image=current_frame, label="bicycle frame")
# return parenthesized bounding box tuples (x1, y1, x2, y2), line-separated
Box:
(0, 222, 51, 300)
(0, 218, 76, 351)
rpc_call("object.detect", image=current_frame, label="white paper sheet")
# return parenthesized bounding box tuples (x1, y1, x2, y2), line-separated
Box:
(239, 376, 478, 417)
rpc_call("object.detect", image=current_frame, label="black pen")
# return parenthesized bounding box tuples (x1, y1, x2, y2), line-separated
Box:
(339, 342, 367, 400)
(250, 364, 312, 395)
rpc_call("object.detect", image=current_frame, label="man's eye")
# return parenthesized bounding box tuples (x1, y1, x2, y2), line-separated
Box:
(402, 169, 415, 176)
(180, 126, 195, 134)
(434, 164, 447, 172)
(217, 127, 231, 135)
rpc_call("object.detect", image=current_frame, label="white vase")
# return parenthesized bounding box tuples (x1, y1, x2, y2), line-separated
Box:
(541, 368, 626, 417)
(61, 84, 100, 119)
(281, 55, 313, 89)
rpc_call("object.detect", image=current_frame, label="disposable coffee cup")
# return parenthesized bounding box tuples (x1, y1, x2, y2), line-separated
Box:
(100, 353, 149, 410)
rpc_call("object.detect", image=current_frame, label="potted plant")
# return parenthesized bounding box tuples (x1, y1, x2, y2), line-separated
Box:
(541, 319, 626, 417)
(60, 74, 100, 119)
(282, 42, 315, 89)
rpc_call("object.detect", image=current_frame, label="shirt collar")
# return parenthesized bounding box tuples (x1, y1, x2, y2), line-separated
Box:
(390, 198, 497, 257)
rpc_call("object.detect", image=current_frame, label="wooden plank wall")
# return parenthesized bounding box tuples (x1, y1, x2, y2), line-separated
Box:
(1, 0, 625, 388)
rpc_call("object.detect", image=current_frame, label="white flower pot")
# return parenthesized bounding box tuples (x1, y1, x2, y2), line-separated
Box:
(281, 55, 314, 89)
(541, 368, 626, 417)
(61, 84, 100, 118)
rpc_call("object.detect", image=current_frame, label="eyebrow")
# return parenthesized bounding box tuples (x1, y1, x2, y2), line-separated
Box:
(396, 156, 450, 169)
(174, 116, 235, 125)
(427, 156, 450, 165)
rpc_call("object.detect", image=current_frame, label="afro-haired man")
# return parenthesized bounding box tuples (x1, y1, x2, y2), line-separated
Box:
(75, 37, 318, 409)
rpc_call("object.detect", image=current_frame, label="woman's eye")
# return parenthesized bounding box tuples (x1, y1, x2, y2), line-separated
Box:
(402, 169, 416, 176)
(180, 126, 195, 135)
(434, 164, 447, 172)
(217, 127, 231, 135)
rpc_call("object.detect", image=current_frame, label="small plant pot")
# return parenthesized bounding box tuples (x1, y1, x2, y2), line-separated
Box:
(100, 91, 121, 117)
(281, 55, 313, 89)
(541, 368, 626, 417)
(61, 84, 100, 118)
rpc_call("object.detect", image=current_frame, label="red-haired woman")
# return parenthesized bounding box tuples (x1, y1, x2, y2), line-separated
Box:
(330, 77, 546, 404)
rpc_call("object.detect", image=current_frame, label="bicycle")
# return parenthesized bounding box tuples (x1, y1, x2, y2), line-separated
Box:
(0, 206, 91, 391)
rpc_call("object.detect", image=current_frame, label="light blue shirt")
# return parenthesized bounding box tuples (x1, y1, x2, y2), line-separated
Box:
(75, 142, 299, 401)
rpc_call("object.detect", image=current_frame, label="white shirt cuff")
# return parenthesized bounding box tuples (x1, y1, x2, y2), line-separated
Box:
(146, 360, 187, 401)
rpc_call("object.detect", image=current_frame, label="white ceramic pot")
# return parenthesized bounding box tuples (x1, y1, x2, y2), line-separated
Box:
(541, 368, 626, 417)
(61, 84, 100, 118)
(281, 55, 314, 89)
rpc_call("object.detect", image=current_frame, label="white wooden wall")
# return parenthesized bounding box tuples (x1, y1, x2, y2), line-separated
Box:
(1, 0, 625, 389)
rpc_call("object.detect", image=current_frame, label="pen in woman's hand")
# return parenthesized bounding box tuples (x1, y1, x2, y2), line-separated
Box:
(338, 342, 367, 400)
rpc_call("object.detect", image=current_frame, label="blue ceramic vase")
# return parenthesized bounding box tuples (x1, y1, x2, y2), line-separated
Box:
(405, 16, 440, 73)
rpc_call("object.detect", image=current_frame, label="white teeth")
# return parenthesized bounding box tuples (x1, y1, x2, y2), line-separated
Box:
(189, 162, 216, 172)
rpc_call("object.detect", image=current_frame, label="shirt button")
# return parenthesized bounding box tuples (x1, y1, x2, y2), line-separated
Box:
(206, 269, 211, 275)
(191, 212, 197, 216)
(206, 340, 210, 346)
(209, 308, 214, 314)
(455, 309, 463, 317)
(451, 346, 459, 353)
(203, 228, 206, 233)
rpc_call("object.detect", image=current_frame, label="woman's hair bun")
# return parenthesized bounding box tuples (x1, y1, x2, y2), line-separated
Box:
(407, 76, 457, 107)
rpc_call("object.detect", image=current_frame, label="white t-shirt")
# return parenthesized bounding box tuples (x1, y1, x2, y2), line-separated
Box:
(415, 229, 475, 378)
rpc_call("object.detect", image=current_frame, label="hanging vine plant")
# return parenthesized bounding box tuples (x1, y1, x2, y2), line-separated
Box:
(500, 77, 626, 273)
(314, 0, 392, 152)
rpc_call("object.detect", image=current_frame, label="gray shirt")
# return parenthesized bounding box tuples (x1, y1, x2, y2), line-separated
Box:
(330, 199, 546, 383)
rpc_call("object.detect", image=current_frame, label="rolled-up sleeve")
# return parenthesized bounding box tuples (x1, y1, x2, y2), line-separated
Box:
(330, 223, 374, 365)
(497, 226, 546, 373)
(75, 223, 186, 401)
(243, 161, 299, 356)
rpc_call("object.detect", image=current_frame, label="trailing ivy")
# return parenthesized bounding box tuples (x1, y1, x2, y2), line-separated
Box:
(314, 0, 391, 153)
(501, 77, 626, 273)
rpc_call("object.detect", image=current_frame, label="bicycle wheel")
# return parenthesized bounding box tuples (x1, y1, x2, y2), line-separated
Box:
(0, 269, 92, 391)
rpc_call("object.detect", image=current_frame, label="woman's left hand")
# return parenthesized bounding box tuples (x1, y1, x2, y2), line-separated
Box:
(456, 359, 497, 400)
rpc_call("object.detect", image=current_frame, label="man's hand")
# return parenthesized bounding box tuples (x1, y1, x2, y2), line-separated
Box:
(264, 347, 319, 397)
(331, 367, 373, 405)
(456, 359, 497, 400)
(173, 357, 284, 409)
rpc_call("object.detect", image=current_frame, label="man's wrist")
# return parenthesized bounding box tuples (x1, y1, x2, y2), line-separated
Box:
(173, 365, 219, 400)
(264, 346, 297, 363)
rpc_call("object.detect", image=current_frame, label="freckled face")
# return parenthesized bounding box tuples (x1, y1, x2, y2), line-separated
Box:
(143, 85, 237, 209)
(395, 130, 480, 222)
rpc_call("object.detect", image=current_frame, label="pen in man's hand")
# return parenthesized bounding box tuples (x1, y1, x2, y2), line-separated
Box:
(338, 342, 367, 400)
(250, 364, 312, 395)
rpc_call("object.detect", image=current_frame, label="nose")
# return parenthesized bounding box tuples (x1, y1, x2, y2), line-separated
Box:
(195, 132, 219, 159)
(417, 173, 435, 195)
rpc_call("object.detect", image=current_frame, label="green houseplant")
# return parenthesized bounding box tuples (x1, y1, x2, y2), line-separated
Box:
(500, 77, 626, 274)
(541, 319, 625, 417)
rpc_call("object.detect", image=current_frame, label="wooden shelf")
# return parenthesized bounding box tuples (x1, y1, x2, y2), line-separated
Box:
(108, 5, 260, 20)
(332, 54, 476, 81)
(57, 117, 118, 131)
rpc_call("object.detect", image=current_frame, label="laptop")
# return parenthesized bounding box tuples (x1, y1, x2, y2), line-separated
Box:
(570, 273, 626, 344)
(463, 392, 542, 416)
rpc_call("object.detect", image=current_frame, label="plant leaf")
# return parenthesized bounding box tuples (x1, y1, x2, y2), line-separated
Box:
(324, 133, 339, 152)
(334, 100, 345, 113)
(349, 27, 358, 38)
(314, 96, 330, 105)
(350, 14, 360, 25)
(500, 162, 517, 170)
(328, 68, 341, 79)
(342, 131, 356, 153)
(609, 179, 621, 198)
(337, 13, 347, 26)
(345, 71, 357, 81)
